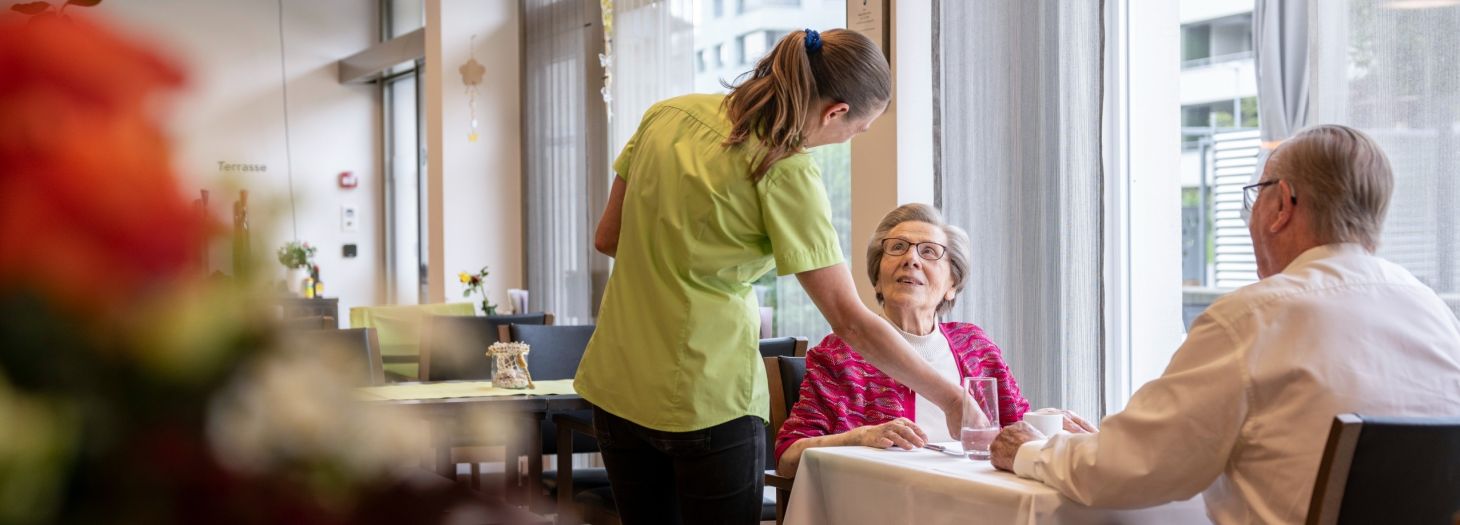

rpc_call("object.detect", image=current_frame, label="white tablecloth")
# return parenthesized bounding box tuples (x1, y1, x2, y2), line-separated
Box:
(784, 444, 1209, 525)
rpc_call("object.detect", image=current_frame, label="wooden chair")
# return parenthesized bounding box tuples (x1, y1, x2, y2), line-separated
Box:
(502, 324, 605, 513)
(419, 312, 553, 381)
(283, 314, 337, 331)
(288, 328, 384, 385)
(417, 312, 552, 491)
(349, 302, 476, 380)
(764, 355, 807, 525)
(757, 336, 808, 359)
(1307, 413, 1460, 525)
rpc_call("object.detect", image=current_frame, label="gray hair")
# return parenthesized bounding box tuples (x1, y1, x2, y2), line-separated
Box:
(1268, 124, 1393, 251)
(865, 203, 971, 316)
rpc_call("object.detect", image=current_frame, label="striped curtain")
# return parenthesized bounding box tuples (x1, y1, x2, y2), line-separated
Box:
(521, 0, 608, 324)
(936, 0, 1106, 419)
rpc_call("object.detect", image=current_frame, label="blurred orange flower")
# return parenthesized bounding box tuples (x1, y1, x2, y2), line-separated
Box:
(0, 15, 212, 316)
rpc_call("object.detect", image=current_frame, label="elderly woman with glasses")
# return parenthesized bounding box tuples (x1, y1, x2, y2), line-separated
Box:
(774, 203, 1033, 476)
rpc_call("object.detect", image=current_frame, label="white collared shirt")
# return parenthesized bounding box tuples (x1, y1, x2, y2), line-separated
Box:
(1013, 243, 1460, 524)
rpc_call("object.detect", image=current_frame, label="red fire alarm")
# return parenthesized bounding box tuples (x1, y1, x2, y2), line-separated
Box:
(338, 171, 358, 189)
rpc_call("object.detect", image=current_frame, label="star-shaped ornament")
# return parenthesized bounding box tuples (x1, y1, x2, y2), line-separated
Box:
(459, 58, 485, 86)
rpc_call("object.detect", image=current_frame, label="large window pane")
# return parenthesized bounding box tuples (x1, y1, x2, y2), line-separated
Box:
(1314, 0, 1460, 317)
(611, 0, 845, 340)
(384, 70, 424, 305)
(1178, 0, 1259, 334)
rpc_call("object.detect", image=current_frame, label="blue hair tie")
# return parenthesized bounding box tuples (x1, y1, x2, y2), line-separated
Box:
(804, 29, 822, 53)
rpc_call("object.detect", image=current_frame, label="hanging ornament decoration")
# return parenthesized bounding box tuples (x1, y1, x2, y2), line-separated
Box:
(458, 34, 486, 143)
(599, 0, 614, 123)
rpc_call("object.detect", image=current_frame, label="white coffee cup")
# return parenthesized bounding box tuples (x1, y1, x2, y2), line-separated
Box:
(1023, 411, 1063, 437)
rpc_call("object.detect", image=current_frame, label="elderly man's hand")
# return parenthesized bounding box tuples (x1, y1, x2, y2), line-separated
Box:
(1060, 409, 1099, 433)
(990, 421, 1046, 472)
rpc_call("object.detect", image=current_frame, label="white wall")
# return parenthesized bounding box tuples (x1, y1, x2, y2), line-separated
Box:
(92, 0, 382, 326)
(847, 0, 936, 308)
(424, 0, 523, 311)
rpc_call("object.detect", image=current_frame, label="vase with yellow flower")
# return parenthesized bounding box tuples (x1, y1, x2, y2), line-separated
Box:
(459, 266, 497, 315)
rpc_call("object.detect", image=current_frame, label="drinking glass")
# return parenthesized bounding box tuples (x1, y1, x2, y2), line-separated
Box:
(960, 377, 999, 460)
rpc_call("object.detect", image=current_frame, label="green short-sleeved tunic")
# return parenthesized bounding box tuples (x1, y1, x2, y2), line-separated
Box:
(574, 93, 843, 432)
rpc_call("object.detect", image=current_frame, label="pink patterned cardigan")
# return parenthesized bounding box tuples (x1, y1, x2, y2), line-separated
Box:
(774, 322, 1031, 462)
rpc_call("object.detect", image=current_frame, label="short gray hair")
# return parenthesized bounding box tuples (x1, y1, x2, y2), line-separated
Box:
(865, 203, 971, 316)
(1269, 124, 1393, 251)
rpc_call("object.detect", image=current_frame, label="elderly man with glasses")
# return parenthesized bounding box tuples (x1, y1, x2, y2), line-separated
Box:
(990, 124, 1460, 524)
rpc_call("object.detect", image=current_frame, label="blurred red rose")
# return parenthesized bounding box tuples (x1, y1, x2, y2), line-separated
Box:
(0, 14, 212, 316)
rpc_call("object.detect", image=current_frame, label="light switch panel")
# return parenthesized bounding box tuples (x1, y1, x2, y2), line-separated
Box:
(341, 205, 358, 232)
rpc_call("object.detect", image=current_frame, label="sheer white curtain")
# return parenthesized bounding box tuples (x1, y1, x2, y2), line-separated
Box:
(1309, 0, 1460, 316)
(522, 0, 608, 324)
(1254, 0, 1311, 147)
(604, 3, 846, 340)
(608, 0, 694, 158)
(937, 0, 1105, 418)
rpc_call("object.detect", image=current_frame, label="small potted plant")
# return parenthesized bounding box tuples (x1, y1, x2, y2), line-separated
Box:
(459, 266, 498, 315)
(276, 241, 316, 295)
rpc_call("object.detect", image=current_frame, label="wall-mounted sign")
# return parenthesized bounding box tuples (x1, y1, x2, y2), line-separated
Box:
(848, 0, 890, 63)
(217, 161, 267, 173)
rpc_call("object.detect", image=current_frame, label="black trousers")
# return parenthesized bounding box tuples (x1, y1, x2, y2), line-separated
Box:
(593, 407, 765, 525)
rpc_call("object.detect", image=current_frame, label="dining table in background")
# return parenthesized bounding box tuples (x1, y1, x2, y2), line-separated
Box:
(359, 379, 589, 508)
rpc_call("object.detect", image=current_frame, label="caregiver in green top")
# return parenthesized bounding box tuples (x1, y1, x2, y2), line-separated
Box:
(575, 28, 964, 525)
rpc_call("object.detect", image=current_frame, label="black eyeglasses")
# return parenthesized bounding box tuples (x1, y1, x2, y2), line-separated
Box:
(1242, 179, 1297, 212)
(881, 237, 947, 261)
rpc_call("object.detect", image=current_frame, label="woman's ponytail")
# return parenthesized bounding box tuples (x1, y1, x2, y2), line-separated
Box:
(723, 28, 890, 182)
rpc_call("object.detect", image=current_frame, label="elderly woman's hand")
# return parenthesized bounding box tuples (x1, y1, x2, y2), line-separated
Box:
(849, 418, 928, 450)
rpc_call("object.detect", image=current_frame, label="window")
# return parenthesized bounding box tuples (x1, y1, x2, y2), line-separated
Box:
(1178, 0, 1460, 362)
(1318, 0, 1460, 318)
(737, 0, 800, 15)
(739, 31, 771, 65)
(381, 0, 427, 304)
(614, 0, 845, 340)
(1181, 97, 1258, 149)
(1178, 1, 1260, 337)
(1181, 12, 1253, 68)
(713, 0, 724, 18)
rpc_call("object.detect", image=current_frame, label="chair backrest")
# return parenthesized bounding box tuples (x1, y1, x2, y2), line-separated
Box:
(419, 312, 551, 381)
(1307, 413, 1460, 525)
(349, 302, 477, 379)
(284, 315, 337, 331)
(507, 323, 593, 381)
(508, 323, 596, 455)
(777, 356, 807, 412)
(763, 355, 808, 469)
(758, 337, 808, 359)
(291, 328, 384, 386)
